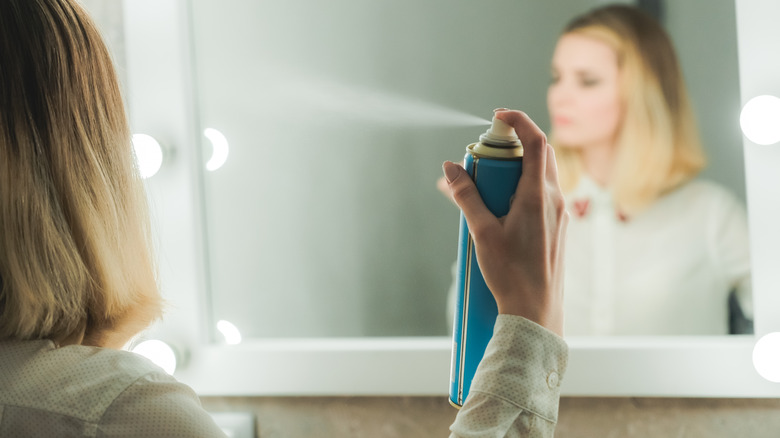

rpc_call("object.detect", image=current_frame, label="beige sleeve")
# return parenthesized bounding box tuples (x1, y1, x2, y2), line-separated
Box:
(449, 315, 569, 438)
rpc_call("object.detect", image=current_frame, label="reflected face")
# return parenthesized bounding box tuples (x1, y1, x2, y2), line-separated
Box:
(547, 33, 622, 149)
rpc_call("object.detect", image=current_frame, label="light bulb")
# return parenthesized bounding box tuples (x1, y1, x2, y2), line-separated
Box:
(132, 339, 177, 375)
(204, 128, 229, 171)
(217, 320, 242, 345)
(740, 95, 780, 145)
(753, 332, 780, 383)
(132, 134, 164, 178)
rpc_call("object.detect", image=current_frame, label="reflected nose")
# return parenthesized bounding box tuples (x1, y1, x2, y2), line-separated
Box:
(547, 81, 570, 110)
(547, 85, 565, 116)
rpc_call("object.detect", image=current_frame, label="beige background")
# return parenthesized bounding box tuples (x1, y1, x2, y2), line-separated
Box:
(202, 396, 780, 437)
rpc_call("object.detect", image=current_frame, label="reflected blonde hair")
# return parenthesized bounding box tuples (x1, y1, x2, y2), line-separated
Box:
(552, 5, 706, 215)
(0, 0, 161, 346)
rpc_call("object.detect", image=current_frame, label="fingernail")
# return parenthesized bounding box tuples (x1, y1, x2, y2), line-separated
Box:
(442, 161, 460, 183)
(493, 107, 510, 113)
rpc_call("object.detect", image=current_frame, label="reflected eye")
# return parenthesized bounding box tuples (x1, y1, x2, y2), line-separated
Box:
(580, 77, 600, 87)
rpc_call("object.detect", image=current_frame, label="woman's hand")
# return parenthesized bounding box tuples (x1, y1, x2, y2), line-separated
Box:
(436, 174, 456, 205)
(442, 110, 568, 337)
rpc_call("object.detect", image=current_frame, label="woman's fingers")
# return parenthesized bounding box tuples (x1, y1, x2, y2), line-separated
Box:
(494, 110, 548, 188)
(436, 175, 456, 205)
(437, 158, 467, 205)
(546, 144, 561, 190)
(442, 161, 497, 238)
(545, 143, 566, 227)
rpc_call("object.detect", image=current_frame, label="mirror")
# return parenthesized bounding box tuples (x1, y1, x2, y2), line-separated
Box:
(120, 0, 780, 397)
(187, 0, 748, 339)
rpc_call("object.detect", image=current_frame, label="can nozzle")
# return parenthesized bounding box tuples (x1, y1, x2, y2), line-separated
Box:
(479, 113, 520, 146)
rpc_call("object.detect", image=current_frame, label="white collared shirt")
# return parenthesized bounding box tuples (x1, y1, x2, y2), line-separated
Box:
(0, 339, 227, 437)
(563, 177, 752, 336)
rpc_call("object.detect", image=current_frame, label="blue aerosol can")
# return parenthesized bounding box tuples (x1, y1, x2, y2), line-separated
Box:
(449, 112, 523, 408)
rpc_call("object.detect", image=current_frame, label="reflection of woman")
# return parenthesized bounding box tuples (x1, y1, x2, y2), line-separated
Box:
(550, 5, 751, 336)
(0, 1, 568, 435)
(441, 4, 752, 336)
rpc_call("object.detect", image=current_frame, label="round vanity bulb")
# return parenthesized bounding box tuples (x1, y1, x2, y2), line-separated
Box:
(132, 339, 177, 375)
(217, 319, 242, 345)
(204, 128, 229, 171)
(740, 95, 780, 145)
(132, 134, 164, 178)
(752, 332, 780, 383)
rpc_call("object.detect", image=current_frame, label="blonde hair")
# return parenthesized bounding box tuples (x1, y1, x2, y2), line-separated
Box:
(0, 0, 162, 346)
(552, 5, 706, 215)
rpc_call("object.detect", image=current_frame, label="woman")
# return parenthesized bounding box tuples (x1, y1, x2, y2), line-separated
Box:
(0, 1, 568, 436)
(0, 0, 226, 435)
(549, 5, 751, 336)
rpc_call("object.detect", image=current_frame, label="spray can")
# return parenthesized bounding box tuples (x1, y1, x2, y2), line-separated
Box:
(449, 112, 523, 408)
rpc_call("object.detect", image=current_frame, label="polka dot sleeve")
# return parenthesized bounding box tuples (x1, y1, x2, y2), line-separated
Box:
(96, 370, 228, 438)
(449, 315, 569, 438)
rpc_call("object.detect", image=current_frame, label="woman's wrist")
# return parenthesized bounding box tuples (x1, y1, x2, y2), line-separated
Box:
(497, 299, 563, 337)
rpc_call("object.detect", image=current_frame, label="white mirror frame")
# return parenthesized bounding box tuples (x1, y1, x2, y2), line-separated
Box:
(123, 0, 780, 397)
